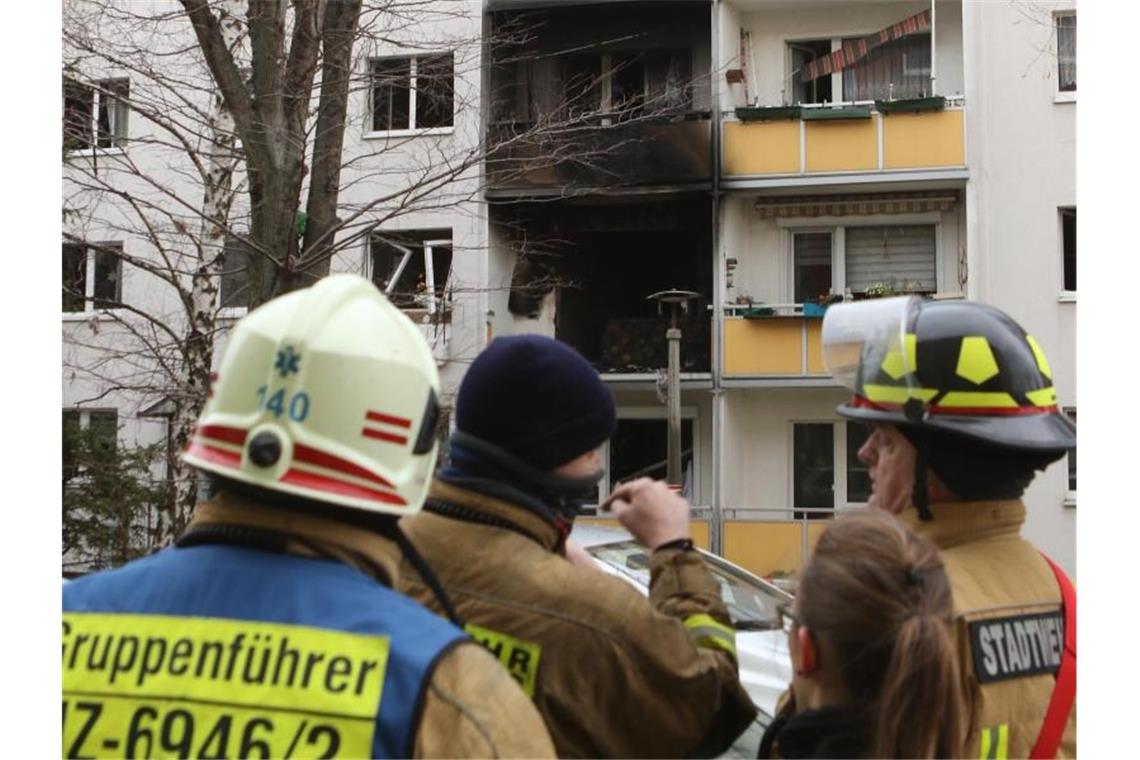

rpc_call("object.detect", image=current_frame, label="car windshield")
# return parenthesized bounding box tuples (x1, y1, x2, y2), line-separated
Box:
(588, 540, 790, 630)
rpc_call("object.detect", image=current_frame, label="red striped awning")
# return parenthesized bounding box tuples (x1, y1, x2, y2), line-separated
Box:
(753, 191, 958, 219)
(803, 9, 931, 82)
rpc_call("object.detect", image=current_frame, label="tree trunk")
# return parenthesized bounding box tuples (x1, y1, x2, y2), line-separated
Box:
(300, 0, 362, 280)
(164, 0, 244, 544)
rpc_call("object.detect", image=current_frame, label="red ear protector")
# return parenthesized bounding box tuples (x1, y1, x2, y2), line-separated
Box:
(795, 625, 819, 677)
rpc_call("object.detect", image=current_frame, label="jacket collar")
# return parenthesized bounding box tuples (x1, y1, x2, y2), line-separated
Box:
(900, 499, 1027, 550)
(184, 491, 403, 585)
(427, 478, 562, 552)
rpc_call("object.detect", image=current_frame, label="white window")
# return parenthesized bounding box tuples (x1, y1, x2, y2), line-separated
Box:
(790, 421, 870, 515)
(1064, 408, 1076, 506)
(788, 224, 937, 303)
(63, 241, 122, 313)
(63, 77, 129, 151)
(369, 54, 454, 133)
(1056, 13, 1076, 95)
(370, 229, 453, 314)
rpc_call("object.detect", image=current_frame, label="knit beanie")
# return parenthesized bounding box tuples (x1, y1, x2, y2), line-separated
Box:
(455, 335, 617, 470)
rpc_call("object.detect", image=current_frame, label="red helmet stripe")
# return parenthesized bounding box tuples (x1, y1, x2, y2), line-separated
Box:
(292, 443, 396, 488)
(280, 468, 407, 506)
(186, 441, 241, 468)
(365, 410, 412, 429)
(853, 395, 1059, 416)
(361, 428, 409, 446)
(197, 424, 248, 446)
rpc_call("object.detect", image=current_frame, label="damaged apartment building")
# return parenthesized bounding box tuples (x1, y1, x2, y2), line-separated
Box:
(64, 0, 1076, 577)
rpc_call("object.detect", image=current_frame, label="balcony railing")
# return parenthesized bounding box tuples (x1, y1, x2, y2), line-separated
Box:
(723, 98, 966, 179)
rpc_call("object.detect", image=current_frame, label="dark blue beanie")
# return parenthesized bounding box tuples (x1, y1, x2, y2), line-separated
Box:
(456, 335, 617, 470)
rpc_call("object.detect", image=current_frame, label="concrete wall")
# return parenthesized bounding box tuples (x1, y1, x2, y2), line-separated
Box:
(963, 0, 1076, 575)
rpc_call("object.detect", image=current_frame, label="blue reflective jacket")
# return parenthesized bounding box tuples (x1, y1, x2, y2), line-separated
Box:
(63, 544, 466, 758)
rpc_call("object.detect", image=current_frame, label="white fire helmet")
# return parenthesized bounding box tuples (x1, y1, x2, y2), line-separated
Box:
(182, 274, 442, 516)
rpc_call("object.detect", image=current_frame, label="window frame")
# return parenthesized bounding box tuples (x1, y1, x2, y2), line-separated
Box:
(786, 31, 933, 105)
(1059, 206, 1076, 300)
(367, 229, 454, 314)
(786, 419, 870, 516)
(781, 216, 943, 303)
(366, 53, 455, 137)
(1054, 11, 1076, 102)
(63, 76, 130, 154)
(63, 408, 120, 483)
(62, 241, 124, 317)
(1063, 407, 1076, 507)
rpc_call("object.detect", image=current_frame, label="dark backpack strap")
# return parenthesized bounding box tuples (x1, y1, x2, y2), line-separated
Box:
(1030, 552, 1076, 759)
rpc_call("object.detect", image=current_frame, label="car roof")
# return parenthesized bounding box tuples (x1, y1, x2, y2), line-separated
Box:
(569, 522, 634, 548)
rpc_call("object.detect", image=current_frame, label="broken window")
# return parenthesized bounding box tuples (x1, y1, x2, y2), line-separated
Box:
(370, 229, 453, 311)
(562, 50, 692, 121)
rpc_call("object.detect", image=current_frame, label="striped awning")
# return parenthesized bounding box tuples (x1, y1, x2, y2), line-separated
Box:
(753, 191, 958, 219)
(803, 9, 931, 82)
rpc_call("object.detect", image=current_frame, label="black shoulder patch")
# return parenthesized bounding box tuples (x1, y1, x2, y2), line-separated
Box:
(968, 611, 1064, 684)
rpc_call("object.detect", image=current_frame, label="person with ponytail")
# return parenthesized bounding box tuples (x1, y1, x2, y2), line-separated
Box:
(758, 510, 963, 759)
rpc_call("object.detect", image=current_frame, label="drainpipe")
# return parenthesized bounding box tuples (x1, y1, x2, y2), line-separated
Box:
(930, 0, 937, 96)
(710, 0, 724, 556)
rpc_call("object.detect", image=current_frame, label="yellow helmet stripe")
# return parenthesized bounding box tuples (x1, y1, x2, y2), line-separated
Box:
(937, 391, 1019, 408)
(862, 384, 939, 405)
(1026, 387, 1059, 407)
(1026, 335, 1054, 380)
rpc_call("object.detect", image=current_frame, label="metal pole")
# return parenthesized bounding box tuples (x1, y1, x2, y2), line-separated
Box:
(930, 0, 937, 96)
(667, 312, 682, 486)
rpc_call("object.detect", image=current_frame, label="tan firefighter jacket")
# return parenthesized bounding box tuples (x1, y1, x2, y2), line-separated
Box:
(186, 492, 556, 758)
(902, 499, 1076, 759)
(397, 479, 759, 758)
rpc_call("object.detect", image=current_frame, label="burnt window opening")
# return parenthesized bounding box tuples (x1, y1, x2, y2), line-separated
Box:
(561, 50, 692, 123)
(501, 202, 711, 374)
(610, 417, 695, 488)
(370, 229, 453, 311)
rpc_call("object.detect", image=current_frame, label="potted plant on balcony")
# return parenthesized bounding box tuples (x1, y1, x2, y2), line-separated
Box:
(802, 293, 843, 317)
(735, 105, 802, 122)
(860, 279, 925, 300)
(875, 95, 947, 115)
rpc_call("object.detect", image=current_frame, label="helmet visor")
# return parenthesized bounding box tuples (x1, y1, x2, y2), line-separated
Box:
(822, 296, 922, 395)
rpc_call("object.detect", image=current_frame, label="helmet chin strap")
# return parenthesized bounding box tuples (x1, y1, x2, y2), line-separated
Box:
(912, 431, 934, 522)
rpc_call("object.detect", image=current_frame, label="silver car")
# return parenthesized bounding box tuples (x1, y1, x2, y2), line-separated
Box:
(570, 523, 793, 735)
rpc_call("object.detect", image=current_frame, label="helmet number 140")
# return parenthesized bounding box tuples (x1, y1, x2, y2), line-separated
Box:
(256, 385, 310, 422)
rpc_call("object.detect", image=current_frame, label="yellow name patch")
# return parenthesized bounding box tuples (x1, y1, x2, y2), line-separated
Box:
(464, 623, 542, 697)
(62, 613, 388, 758)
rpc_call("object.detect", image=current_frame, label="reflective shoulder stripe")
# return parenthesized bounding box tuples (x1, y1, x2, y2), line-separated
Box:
(979, 724, 1009, 760)
(682, 613, 737, 658)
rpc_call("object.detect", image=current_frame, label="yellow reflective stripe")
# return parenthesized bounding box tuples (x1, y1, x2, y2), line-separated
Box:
(1027, 335, 1053, 379)
(862, 384, 939, 405)
(464, 623, 542, 698)
(683, 614, 737, 658)
(880, 333, 918, 380)
(938, 391, 1019, 408)
(956, 336, 1000, 385)
(1026, 387, 1058, 407)
(979, 724, 1009, 760)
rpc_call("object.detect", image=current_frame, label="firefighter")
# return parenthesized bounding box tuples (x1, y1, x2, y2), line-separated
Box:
(396, 334, 758, 758)
(819, 296, 1076, 758)
(62, 275, 554, 759)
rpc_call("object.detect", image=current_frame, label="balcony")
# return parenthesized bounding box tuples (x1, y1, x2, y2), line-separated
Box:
(722, 101, 966, 183)
(723, 305, 827, 379)
(487, 117, 712, 194)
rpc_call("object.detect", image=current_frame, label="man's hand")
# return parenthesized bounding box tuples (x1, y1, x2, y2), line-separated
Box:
(601, 478, 691, 550)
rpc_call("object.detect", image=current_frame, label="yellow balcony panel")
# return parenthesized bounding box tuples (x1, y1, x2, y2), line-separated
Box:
(724, 317, 828, 377)
(883, 109, 965, 169)
(723, 121, 800, 175)
(805, 116, 878, 173)
(577, 518, 710, 551)
(723, 520, 829, 579)
(806, 319, 826, 374)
